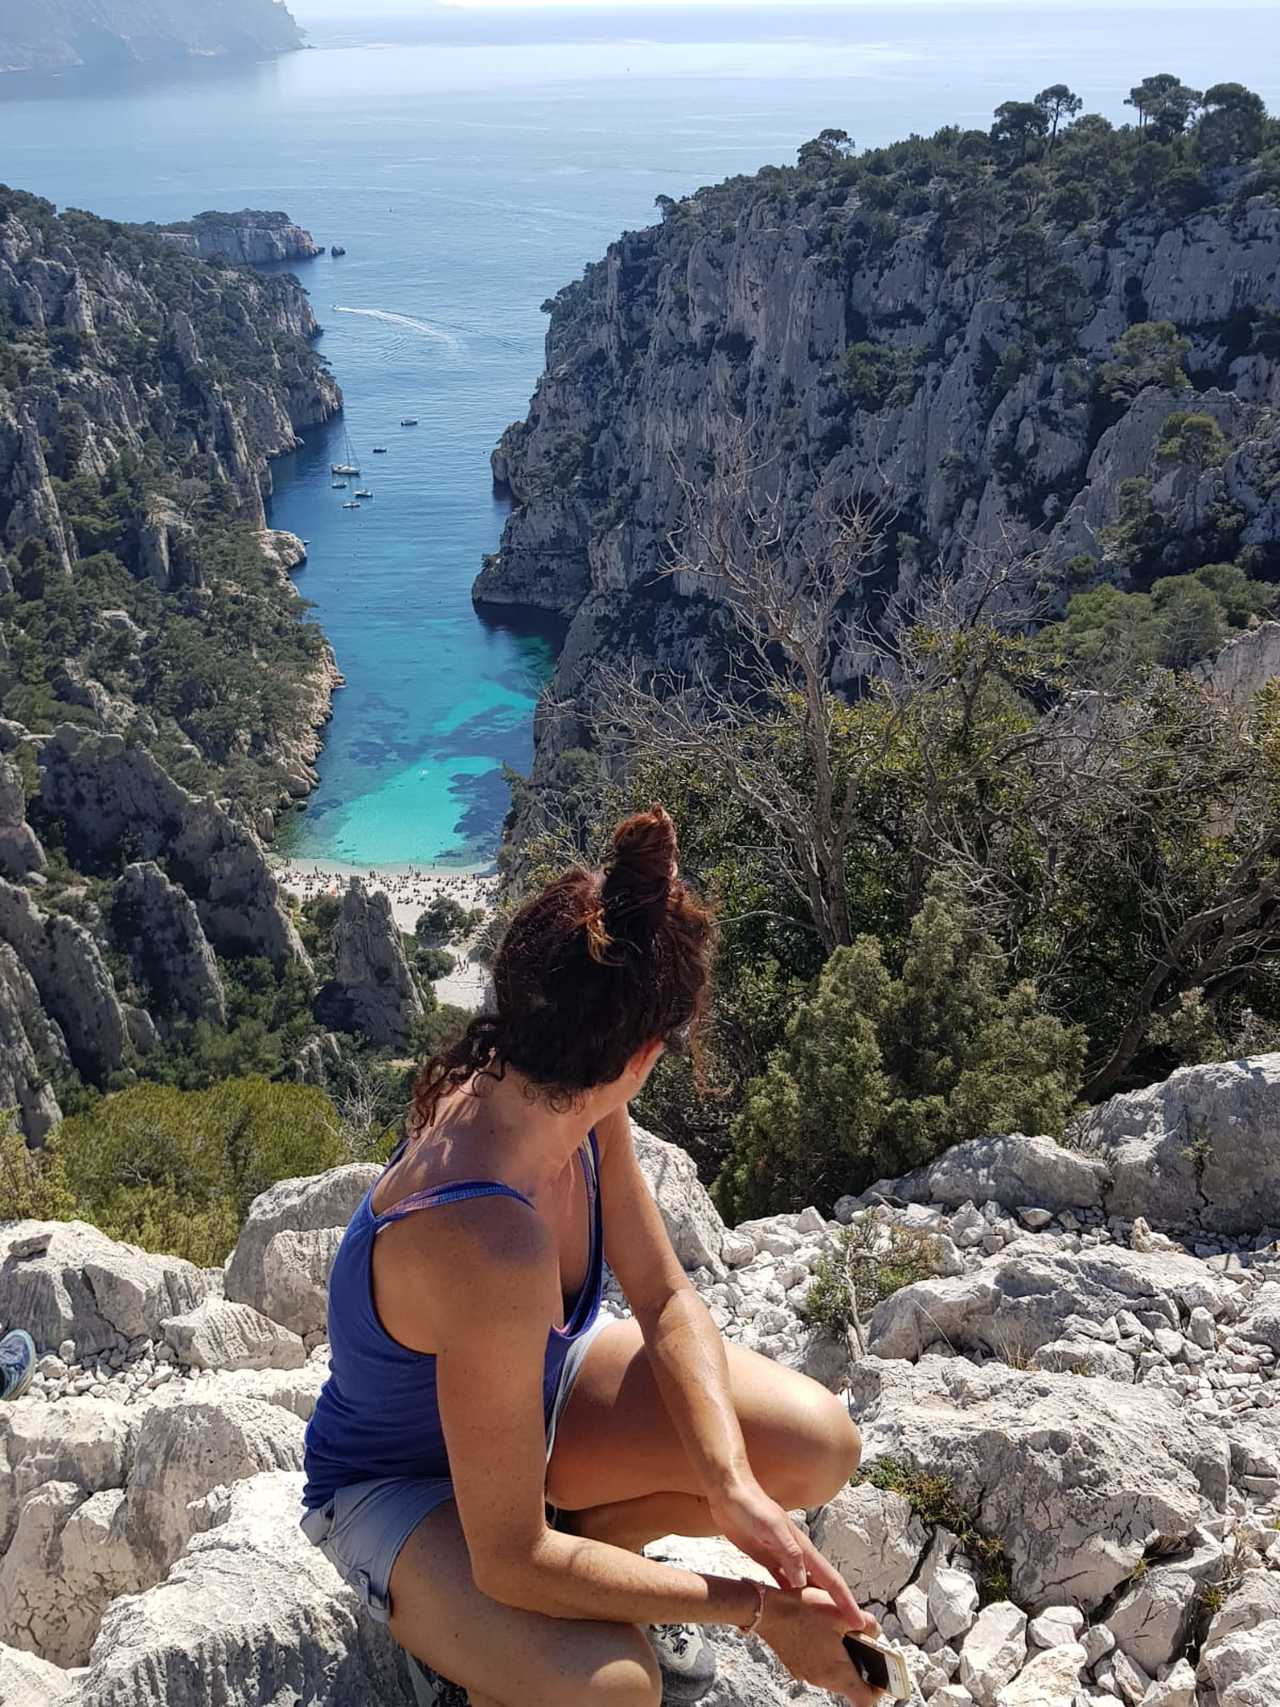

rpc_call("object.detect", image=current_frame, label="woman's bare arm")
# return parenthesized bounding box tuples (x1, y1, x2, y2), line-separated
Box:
(596, 1104, 865, 1623)
(425, 1192, 762, 1626)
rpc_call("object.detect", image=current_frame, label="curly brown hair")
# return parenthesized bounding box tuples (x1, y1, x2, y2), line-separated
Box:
(413, 807, 714, 1127)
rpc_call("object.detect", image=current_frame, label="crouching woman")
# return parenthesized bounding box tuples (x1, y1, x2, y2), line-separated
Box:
(300, 808, 879, 1706)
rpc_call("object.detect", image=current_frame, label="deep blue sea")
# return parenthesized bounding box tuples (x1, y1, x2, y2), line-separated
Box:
(0, 4, 1276, 866)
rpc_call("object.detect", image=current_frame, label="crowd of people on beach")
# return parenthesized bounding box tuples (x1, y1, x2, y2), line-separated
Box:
(274, 861, 497, 933)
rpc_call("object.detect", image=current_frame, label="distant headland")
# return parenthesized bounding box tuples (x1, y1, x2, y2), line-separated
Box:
(0, 0, 304, 78)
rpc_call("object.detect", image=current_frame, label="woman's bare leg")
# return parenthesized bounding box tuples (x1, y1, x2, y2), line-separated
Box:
(387, 1500, 660, 1707)
(547, 1318, 861, 1531)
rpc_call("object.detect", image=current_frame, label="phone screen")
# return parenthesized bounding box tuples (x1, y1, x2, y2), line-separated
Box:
(843, 1634, 891, 1692)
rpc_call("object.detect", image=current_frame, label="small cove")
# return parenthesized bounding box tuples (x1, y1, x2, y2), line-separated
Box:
(0, 5, 1276, 865)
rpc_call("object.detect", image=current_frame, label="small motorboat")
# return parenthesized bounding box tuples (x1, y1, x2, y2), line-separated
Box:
(342, 500, 361, 510)
(354, 489, 372, 499)
(401, 417, 419, 426)
(372, 446, 388, 454)
(331, 480, 347, 489)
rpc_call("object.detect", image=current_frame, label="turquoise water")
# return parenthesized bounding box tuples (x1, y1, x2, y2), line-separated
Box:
(0, 5, 1277, 864)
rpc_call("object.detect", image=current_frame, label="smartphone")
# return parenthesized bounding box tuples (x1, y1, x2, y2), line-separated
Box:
(843, 1633, 913, 1701)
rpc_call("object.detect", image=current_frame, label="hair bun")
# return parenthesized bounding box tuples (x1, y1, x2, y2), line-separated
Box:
(603, 806, 677, 927)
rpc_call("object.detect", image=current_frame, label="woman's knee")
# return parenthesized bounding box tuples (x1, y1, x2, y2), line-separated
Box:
(767, 1380, 862, 1508)
(532, 1626, 661, 1707)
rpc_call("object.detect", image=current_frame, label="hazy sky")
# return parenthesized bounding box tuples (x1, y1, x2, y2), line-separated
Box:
(296, 0, 1275, 14)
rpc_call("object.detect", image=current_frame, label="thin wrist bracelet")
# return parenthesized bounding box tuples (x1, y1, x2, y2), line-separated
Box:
(737, 1578, 767, 1635)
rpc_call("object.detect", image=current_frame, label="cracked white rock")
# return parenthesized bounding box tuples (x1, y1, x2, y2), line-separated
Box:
(930, 1564, 981, 1645)
(959, 1603, 1028, 1706)
(810, 1483, 928, 1606)
(995, 1643, 1087, 1706)
(0, 1220, 209, 1360)
(161, 1297, 306, 1372)
(1027, 1605, 1084, 1649)
(850, 1357, 1228, 1612)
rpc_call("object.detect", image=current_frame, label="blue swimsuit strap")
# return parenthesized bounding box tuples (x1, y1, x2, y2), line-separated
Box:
(373, 1179, 533, 1228)
(374, 1130, 599, 1231)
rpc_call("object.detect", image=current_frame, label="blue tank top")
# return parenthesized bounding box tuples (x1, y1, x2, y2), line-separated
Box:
(303, 1131, 603, 1510)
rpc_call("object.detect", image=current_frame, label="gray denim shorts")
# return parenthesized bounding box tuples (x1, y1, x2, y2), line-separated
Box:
(299, 1314, 611, 1623)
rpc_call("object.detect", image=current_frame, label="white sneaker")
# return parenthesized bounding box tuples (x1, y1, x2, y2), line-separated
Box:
(647, 1622, 716, 1703)
(405, 1655, 468, 1707)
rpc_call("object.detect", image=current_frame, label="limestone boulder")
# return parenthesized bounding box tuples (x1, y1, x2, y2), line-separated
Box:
(1237, 1281, 1280, 1355)
(78, 1472, 414, 1707)
(161, 1298, 306, 1372)
(0, 1220, 209, 1360)
(994, 1643, 1086, 1706)
(314, 882, 423, 1049)
(0, 1643, 77, 1706)
(869, 1244, 1238, 1364)
(178, 1359, 330, 1424)
(0, 1398, 134, 1553)
(632, 1124, 727, 1275)
(113, 861, 226, 1026)
(0, 1483, 144, 1668)
(1106, 1530, 1224, 1672)
(0, 941, 64, 1141)
(224, 1165, 380, 1326)
(1198, 1571, 1280, 1707)
(1088, 1055, 1280, 1235)
(258, 1227, 345, 1337)
(849, 1356, 1228, 1612)
(881, 1133, 1107, 1217)
(809, 1482, 928, 1606)
(959, 1603, 1027, 1707)
(120, 1395, 306, 1577)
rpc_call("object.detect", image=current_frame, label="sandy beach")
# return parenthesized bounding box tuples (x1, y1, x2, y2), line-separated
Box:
(273, 856, 498, 1010)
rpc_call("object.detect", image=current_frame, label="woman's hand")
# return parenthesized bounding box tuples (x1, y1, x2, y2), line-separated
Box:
(706, 1475, 873, 1630)
(759, 1587, 885, 1706)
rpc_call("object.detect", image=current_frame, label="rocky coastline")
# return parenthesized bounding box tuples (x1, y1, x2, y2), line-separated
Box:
(3, 1054, 1279, 1706)
(475, 141, 1280, 788)
(155, 213, 322, 269)
(0, 1, 304, 77)
(0, 189, 354, 1139)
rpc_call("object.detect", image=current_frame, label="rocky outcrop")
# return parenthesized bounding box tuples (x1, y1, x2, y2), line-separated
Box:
(5, 1058, 1280, 1707)
(632, 1124, 728, 1275)
(0, 1222, 209, 1363)
(0, 755, 44, 880)
(40, 727, 306, 973)
(114, 862, 226, 1028)
(77, 1472, 413, 1707)
(1087, 1056, 1280, 1235)
(850, 1355, 1229, 1612)
(0, 942, 65, 1141)
(0, 1, 303, 76)
(157, 213, 320, 268)
(868, 1242, 1239, 1365)
(0, 879, 129, 1085)
(478, 148, 1280, 789)
(313, 883, 423, 1049)
(223, 1164, 380, 1335)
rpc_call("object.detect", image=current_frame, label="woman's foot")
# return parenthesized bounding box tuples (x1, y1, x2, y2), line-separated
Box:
(0, 1330, 35, 1402)
(647, 1621, 716, 1703)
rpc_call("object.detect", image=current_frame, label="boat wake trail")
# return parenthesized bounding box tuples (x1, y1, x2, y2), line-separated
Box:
(333, 306, 464, 354)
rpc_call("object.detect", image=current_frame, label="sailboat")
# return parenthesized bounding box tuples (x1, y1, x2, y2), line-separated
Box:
(331, 425, 361, 477)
